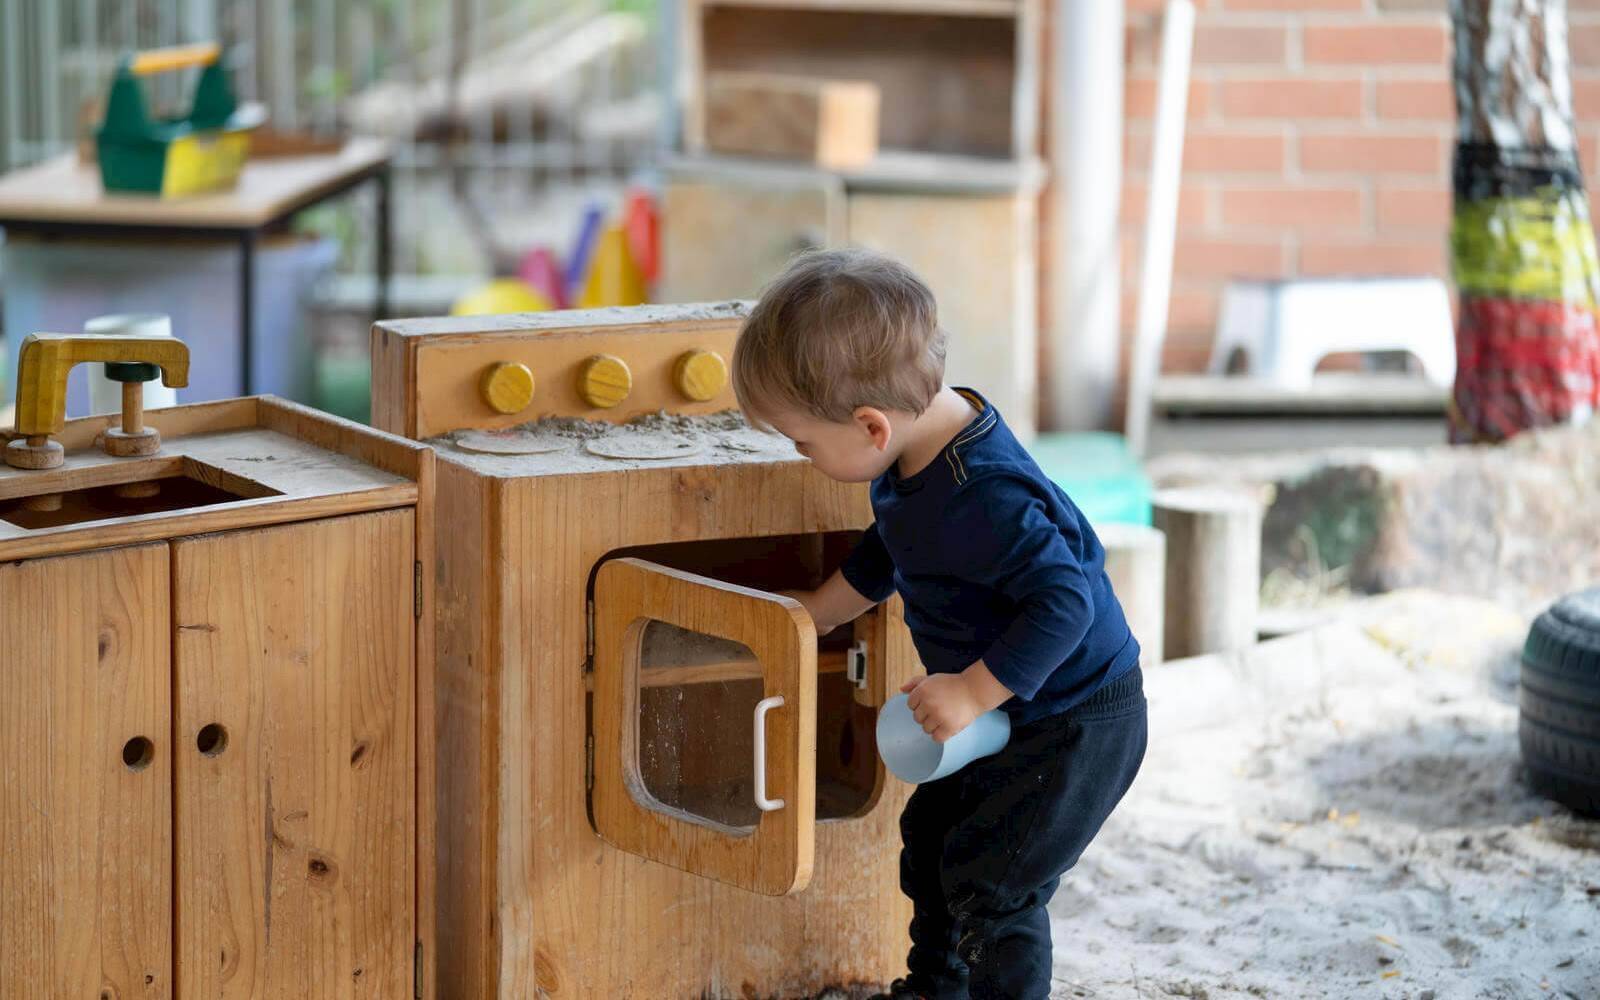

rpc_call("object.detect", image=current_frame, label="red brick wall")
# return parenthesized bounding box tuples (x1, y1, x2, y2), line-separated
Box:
(1122, 0, 1483, 372)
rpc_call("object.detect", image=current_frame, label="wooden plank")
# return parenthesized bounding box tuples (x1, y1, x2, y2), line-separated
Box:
(0, 484, 416, 562)
(369, 322, 415, 438)
(411, 438, 438, 1000)
(376, 301, 752, 340)
(2, 396, 260, 451)
(172, 511, 416, 999)
(1146, 414, 1449, 457)
(257, 396, 432, 482)
(1152, 373, 1450, 416)
(665, 149, 1047, 195)
(705, 71, 879, 169)
(0, 543, 171, 999)
(847, 191, 1038, 436)
(0, 139, 389, 228)
(660, 176, 843, 305)
(429, 459, 498, 999)
(408, 321, 749, 438)
(592, 558, 817, 895)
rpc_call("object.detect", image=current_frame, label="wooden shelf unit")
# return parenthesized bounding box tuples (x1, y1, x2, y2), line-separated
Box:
(663, 0, 1045, 434)
(679, 0, 1039, 163)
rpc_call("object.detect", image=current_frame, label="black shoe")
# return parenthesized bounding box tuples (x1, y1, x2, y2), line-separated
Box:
(867, 979, 928, 1000)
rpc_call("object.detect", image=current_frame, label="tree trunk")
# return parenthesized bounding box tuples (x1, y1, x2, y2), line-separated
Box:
(1449, 0, 1600, 442)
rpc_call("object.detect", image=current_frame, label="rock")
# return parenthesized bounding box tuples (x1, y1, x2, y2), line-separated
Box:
(1149, 420, 1600, 613)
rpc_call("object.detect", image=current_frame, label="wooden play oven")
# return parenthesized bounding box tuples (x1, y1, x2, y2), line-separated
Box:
(373, 303, 917, 998)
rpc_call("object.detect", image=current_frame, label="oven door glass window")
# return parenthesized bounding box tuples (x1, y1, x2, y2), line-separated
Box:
(591, 557, 817, 896)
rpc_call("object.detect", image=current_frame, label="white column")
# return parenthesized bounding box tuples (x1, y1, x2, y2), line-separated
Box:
(1049, 0, 1125, 431)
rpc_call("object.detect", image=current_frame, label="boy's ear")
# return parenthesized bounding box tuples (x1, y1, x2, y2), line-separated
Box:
(852, 406, 893, 452)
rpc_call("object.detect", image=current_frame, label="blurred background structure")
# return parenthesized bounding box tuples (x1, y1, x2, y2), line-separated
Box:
(1, 0, 1597, 438)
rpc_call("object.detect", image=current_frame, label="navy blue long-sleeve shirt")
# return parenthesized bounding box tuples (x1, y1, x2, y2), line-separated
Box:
(839, 389, 1140, 725)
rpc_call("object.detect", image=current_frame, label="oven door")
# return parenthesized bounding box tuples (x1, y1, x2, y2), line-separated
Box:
(591, 557, 818, 896)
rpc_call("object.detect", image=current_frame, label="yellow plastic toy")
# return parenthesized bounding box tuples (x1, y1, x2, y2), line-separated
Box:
(450, 278, 554, 317)
(576, 224, 648, 309)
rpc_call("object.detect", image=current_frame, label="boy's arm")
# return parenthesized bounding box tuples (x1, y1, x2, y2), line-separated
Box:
(958, 477, 1096, 701)
(784, 522, 894, 632)
(783, 567, 878, 635)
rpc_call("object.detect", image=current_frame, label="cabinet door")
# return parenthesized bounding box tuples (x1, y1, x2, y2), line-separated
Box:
(172, 510, 415, 999)
(0, 543, 171, 999)
(591, 558, 818, 895)
(660, 173, 844, 303)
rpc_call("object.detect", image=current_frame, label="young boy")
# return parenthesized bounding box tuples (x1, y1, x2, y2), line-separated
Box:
(732, 248, 1148, 1000)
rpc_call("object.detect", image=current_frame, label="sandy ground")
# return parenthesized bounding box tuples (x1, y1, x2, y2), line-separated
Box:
(1044, 592, 1600, 1000)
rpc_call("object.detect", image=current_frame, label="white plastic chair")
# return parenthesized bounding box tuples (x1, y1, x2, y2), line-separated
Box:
(1207, 277, 1456, 388)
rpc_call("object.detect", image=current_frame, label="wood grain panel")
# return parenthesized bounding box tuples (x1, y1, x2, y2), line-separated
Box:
(0, 543, 171, 999)
(173, 511, 415, 999)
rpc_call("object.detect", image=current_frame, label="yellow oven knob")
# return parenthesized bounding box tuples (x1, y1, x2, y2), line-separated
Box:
(674, 349, 728, 402)
(578, 354, 632, 408)
(481, 362, 535, 414)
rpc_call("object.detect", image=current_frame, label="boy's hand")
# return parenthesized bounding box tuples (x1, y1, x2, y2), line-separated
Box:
(777, 589, 835, 635)
(778, 571, 878, 637)
(901, 673, 984, 743)
(901, 661, 1014, 743)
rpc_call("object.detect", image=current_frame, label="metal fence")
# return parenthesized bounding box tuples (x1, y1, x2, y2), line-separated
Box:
(0, 0, 662, 278)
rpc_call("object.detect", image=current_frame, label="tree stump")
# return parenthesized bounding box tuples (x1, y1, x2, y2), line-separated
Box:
(1154, 488, 1263, 660)
(1098, 523, 1167, 667)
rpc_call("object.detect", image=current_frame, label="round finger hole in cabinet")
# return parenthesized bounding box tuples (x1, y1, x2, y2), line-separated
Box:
(196, 723, 229, 757)
(122, 736, 155, 771)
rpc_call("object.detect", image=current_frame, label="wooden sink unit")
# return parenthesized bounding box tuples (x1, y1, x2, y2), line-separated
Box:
(0, 394, 435, 999)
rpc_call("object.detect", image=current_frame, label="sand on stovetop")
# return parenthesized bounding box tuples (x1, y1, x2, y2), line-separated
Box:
(428, 409, 799, 475)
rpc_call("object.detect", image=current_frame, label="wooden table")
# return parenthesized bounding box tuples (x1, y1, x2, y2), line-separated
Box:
(0, 138, 392, 393)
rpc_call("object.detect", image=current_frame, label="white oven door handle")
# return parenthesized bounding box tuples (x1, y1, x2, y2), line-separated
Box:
(753, 694, 786, 812)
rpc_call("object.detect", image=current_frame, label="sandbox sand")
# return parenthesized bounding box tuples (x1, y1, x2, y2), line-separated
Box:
(1044, 592, 1599, 999)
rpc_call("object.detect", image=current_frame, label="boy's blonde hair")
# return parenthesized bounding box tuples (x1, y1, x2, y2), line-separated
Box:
(732, 247, 946, 425)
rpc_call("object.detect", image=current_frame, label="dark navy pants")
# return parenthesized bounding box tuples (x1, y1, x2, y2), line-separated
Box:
(897, 666, 1147, 1000)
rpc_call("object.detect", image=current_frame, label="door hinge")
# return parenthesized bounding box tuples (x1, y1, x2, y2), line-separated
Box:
(414, 941, 424, 999)
(846, 639, 869, 689)
(413, 561, 423, 620)
(585, 733, 595, 790)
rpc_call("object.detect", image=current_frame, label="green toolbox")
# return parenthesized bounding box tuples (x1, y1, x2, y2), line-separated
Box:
(96, 43, 265, 198)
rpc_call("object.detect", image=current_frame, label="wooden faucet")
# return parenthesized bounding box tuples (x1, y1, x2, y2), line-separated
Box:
(5, 333, 190, 469)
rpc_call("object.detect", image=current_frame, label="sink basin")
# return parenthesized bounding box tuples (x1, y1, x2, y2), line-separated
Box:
(0, 456, 280, 530)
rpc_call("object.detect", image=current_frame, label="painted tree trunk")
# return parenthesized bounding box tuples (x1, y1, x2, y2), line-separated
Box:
(1449, 0, 1600, 442)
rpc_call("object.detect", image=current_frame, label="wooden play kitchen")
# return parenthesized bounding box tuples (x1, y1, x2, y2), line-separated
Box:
(0, 334, 434, 997)
(372, 302, 918, 998)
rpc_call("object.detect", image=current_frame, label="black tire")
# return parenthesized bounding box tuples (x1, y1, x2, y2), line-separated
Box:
(1520, 587, 1600, 817)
